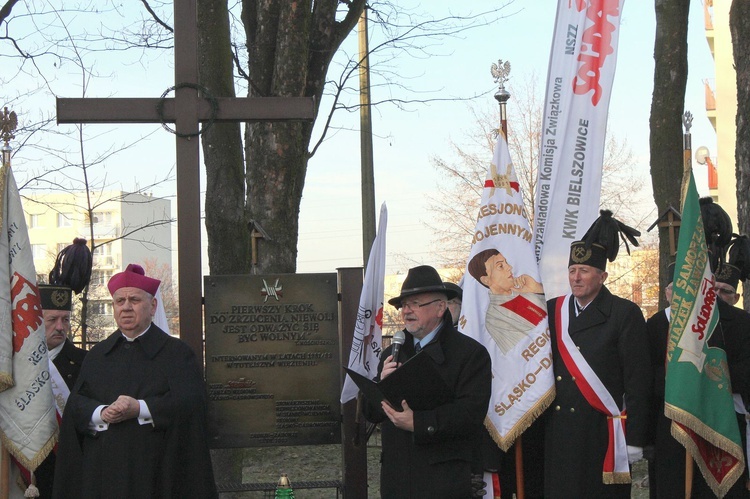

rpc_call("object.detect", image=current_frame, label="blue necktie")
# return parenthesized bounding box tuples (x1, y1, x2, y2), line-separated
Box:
(415, 342, 422, 353)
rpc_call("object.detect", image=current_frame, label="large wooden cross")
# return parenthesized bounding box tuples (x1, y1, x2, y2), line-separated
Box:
(56, 0, 314, 362)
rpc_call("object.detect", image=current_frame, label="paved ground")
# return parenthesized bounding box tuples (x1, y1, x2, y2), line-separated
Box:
(216, 441, 651, 498)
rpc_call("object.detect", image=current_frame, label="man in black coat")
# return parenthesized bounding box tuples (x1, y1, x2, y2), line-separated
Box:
(544, 212, 652, 499)
(648, 227, 750, 498)
(647, 272, 750, 498)
(30, 284, 87, 498)
(53, 264, 218, 499)
(363, 265, 492, 498)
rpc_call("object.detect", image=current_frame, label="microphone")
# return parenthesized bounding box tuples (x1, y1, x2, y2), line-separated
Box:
(391, 330, 406, 364)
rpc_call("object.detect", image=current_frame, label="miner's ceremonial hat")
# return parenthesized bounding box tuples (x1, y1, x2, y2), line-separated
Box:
(568, 210, 640, 271)
(39, 285, 72, 311)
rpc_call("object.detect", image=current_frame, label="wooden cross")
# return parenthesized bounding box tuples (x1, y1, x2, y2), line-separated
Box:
(647, 205, 682, 257)
(56, 0, 314, 363)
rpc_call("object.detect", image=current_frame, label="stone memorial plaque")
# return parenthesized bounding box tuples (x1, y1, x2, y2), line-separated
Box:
(204, 273, 341, 448)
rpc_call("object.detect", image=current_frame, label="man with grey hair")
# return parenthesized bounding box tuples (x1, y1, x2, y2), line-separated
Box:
(364, 265, 491, 498)
(54, 264, 218, 499)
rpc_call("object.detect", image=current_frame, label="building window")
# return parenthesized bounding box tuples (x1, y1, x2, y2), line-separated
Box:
(57, 242, 67, 254)
(29, 214, 40, 228)
(57, 213, 72, 228)
(91, 270, 113, 286)
(91, 302, 113, 315)
(31, 244, 46, 260)
(91, 211, 113, 225)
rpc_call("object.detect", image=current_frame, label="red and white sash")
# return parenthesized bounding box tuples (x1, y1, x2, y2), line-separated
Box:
(554, 294, 630, 484)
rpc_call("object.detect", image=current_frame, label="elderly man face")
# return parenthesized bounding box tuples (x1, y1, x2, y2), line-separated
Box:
(398, 292, 447, 340)
(568, 264, 607, 307)
(44, 310, 71, 350)
(113, 286, 157, 338)
(714, 282, 740, 306)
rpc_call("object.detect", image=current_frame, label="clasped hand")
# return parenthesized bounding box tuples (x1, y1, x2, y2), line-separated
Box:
(101, 395, 139, 424)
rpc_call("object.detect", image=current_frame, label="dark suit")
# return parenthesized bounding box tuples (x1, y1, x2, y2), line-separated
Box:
(35, 340, 87, 498)
(544, 286, 652, 499)
(647, 300, 750, 498)
(363, 315, 492, 498)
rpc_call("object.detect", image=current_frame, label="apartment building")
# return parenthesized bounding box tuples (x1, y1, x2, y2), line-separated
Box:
(702, 0, 738, 226)
(25, 190, 172, 337)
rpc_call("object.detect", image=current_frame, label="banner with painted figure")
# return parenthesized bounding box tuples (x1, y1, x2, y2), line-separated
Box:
(461, 132, 554, 450)
(534, 0, 626, 299)
(0, 165, 57, 471)
(341, 202, 387, 404)
(664, 171, 743, 497)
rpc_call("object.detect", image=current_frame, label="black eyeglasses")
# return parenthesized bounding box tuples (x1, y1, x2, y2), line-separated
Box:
(400, 298, 442, 311)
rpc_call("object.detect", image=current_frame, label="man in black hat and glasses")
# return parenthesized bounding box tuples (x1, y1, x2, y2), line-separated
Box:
(363, 265, 491, 498)
(544, 210, 652, 499)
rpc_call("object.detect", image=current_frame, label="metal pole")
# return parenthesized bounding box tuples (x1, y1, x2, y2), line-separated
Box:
(358, 9, 376, 263)
(0, 107, 14, 499)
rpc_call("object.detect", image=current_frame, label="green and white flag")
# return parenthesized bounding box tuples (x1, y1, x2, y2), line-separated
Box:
(664, 170, 743, 498)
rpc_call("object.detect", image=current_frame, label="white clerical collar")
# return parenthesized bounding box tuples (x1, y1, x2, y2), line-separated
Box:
(121, 324, 152, 342)
(48, 340, 65, 361)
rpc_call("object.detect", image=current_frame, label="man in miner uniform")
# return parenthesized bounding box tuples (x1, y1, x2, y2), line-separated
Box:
(544, 210, 652, 499)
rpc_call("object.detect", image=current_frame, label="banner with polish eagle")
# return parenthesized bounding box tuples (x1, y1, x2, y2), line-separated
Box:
(0, 164, 57, 471)
(534, 0, 626, 299)
(460, 132, 554, 450)
(341, 202, 387, 404)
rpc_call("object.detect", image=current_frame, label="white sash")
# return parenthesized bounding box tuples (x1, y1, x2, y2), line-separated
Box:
(555, 294, 630, 483)
(47, 360, 69, 418)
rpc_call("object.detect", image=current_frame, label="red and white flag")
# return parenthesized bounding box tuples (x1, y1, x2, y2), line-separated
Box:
(341, 203, 387, 404)
(461, 133, 554, 450)
(534, 0, 626, 298)
(0, 165, 57, 471)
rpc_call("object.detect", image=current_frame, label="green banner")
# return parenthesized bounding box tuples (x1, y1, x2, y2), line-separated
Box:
(664, 171, 743, 498)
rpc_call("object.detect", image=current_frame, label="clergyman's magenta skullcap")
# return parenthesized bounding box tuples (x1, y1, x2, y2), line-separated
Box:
(107, 264, 161, 296)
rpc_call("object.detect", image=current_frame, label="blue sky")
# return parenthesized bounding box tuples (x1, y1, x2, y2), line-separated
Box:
(4, 1, 716, 276)
(296, 0, 716, 274)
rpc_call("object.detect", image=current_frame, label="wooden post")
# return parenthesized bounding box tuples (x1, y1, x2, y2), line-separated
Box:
(338, 267, 368, 498)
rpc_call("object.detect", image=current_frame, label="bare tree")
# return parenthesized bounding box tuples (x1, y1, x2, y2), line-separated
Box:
(427, 74, 646, 270)
(2, 13, 176, 346)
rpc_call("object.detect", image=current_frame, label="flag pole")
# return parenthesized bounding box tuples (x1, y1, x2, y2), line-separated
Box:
(493, 60, 526, 499)
(681, 110, 694, 499)
(0, 107, 16, 499)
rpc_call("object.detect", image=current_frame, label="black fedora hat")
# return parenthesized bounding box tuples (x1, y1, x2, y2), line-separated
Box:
(443, 281, 463, 300)
(388, 265, 457, 308)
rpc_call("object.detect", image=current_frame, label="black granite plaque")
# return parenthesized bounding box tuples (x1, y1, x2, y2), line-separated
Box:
(204, 273, 341, 448)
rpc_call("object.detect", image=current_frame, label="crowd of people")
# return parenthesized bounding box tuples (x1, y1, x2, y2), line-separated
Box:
(21, 239, 218, 499)
(364, 201, 750, 499)
(24, 197, 750, 499)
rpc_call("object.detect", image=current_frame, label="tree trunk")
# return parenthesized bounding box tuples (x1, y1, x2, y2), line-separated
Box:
(198, 0, 251, 275)
(239, 0, 364, 274)
(730, 0, 750, 311)
(649, 0, 690, 308)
